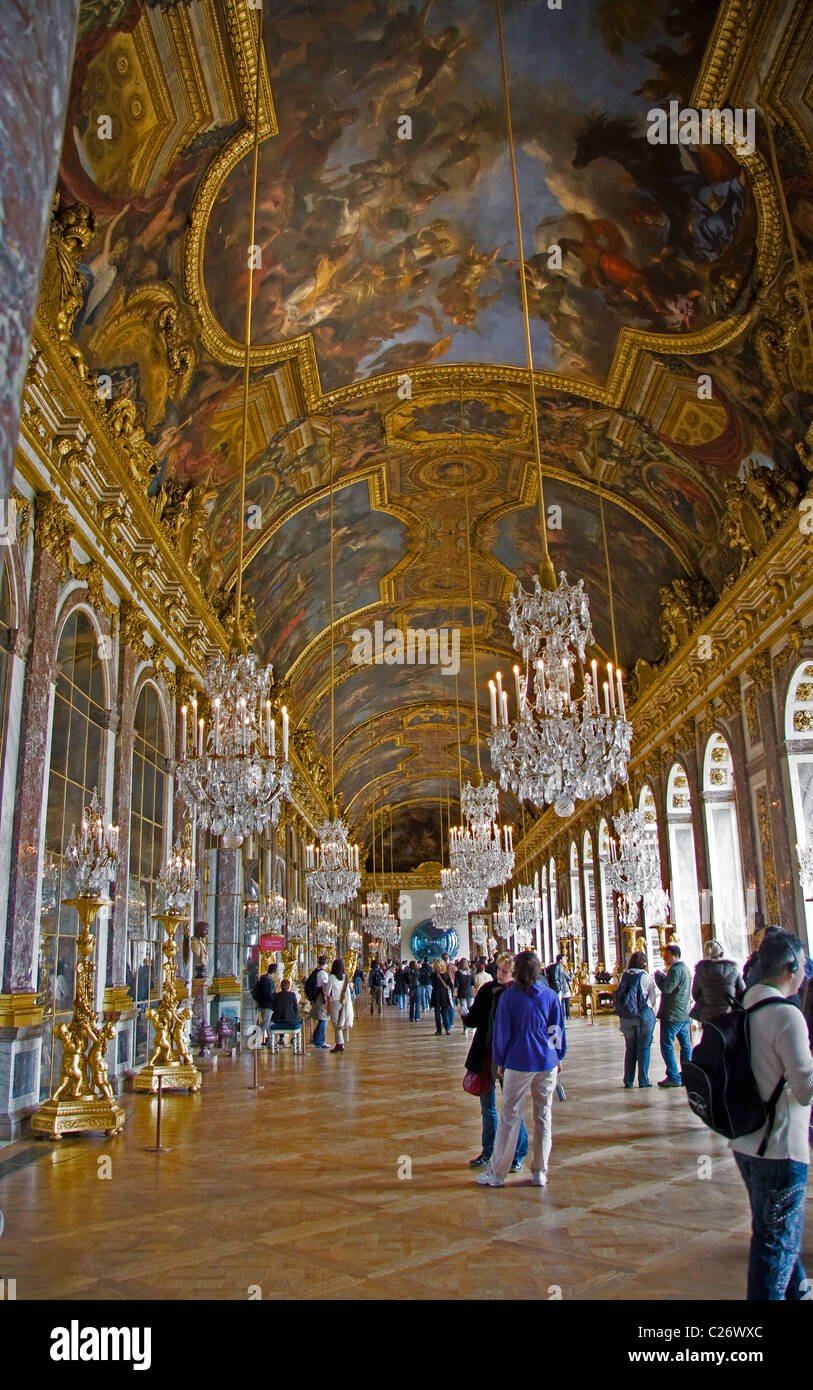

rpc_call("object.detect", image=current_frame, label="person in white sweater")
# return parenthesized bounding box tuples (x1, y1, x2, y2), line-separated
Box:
(731, 928, 813, 1300)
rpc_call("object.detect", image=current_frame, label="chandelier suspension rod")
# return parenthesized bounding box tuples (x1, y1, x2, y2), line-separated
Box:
(234, 4, 264, 654)
(460, 392, 483, 780)
(495, 0, 555, 591)
(448, 530, 466, 815)
(369, 655, 376, 889)
(745, 19, 813, 359)
(590, 402, 619, 670)
(328, 407, 336, 814)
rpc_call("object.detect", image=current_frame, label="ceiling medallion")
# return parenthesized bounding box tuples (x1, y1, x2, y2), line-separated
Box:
(176, 652, 292, 849)
(305, 817, 360, 908)
(488, 572, 632, 816)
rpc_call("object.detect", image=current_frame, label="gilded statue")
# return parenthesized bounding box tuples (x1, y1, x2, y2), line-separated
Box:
(87, 1021, 116, 1102)
(51, 1022, 91, 1101)
(160, 480, 218, 579)
(107, 397, 159, 491)
(659, 577, 714, 659)
(170, 1006, 194, 1067)
(48, 195, 95, 377)
(145, 1007, 174, 1067)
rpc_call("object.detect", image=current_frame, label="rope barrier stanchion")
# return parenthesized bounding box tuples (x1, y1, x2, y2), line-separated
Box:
(145, 1075, 171, 1153)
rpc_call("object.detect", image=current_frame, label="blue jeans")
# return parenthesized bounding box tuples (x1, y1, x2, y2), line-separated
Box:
(397, 992, 407, 1011)
(409, 990, 421, 1021)
(312, 1018, 327, 1047)
(435, 1001, 455, 1032)
(418, 985, 429, 1011)
(620, 1010, 655, 1086)
(659, 1019, 692, 1083)
(734, 1153, 809, 1300)
(479, 1079, 528, 1164)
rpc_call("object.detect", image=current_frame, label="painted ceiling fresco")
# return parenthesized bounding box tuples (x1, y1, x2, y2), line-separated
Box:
(205, 0, 754, 391)
(55, 0, 813, 867)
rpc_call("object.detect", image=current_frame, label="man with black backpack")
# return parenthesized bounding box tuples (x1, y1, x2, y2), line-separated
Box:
(728, 929, 813, 1300)
(305, 954, 330, 1048)
(368, 958, 385, 1015)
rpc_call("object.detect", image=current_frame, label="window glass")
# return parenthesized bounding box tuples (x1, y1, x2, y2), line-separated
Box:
(126, 684, 168, 1067)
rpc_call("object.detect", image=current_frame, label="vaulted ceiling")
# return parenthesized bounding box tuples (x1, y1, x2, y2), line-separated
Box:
(61, 0, 812, 868)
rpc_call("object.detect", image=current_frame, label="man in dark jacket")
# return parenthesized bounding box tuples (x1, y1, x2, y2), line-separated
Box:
(419, 959, 432, 1011)
(654, 944, 693, 1087)
(269, 977, 300, 1046)
(690, 939, 745, 1022)
(462, 954, 528, 1172)
(255, 963, 278, 1046)
(407, 961, 421, 1021)
(368, 959, 385, 1016)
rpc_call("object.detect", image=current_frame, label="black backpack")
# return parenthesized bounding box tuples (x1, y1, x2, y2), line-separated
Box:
(251, 978, 264, 1007)
(304, 968, 321, 1004)
(682, 998, 789, 1153)
(614, 971, 646, 1020)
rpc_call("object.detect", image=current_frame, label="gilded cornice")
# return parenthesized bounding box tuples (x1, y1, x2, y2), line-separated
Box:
(34, 492, 74, 579)
(361, 865, 442, 893)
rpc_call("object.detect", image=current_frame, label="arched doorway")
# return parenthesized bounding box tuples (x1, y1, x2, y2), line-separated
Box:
(597, 818, 618, 972)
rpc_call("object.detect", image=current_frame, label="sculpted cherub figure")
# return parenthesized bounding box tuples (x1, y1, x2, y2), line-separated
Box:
(88, 1021, 116, 1101)
(52, 1022, 89, 1101)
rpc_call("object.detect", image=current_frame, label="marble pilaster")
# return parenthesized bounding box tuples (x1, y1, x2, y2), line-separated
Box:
(757, 685, 799, 931)
(0, 636, 28, 987)
(0, 1, 80, 500)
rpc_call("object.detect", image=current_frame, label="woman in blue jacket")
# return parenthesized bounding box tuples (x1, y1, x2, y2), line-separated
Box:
(477, 951, 566, 1189)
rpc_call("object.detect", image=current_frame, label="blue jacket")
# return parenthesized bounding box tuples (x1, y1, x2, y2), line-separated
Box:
(492, 981, 566, 1072)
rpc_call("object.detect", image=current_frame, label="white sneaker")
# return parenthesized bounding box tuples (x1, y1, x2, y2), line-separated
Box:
(531, 1170, 548, 1187)
(476, 1170, 505, 1187)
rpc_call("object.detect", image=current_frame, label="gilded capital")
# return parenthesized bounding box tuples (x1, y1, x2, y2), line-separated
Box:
(34, 491, 75, 578)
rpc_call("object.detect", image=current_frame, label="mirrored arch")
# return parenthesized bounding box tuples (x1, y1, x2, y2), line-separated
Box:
(703, 732, 747, 961)
(666, 762, 702, 971)
(785, 660, 813, 938)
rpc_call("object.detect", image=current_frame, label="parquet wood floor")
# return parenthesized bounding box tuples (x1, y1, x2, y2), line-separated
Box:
(1, 1002, 806, 1301)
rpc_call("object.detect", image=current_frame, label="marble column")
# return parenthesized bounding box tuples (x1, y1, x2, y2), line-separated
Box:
(4, 546, 60, 993)
(0, 1, 80, 501)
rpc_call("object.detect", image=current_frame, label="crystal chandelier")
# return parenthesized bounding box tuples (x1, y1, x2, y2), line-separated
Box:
(450, 779, 515, 896)
(155, 830, 194, 913)
(493, 895, 513, 941)
(513, 876, 542, 950)
(347, 927, 362, 951)
(314, 917, 337, 949)
(797, 841, 813, 897)
(431, 887, 468, 937)
(361, 888, 390, 927)
(556, 910, 583, 943)
(306, 818, 360, 908)
(606, 809, 664, 927)
(176, 654, 292, 849)
(287, 902, 308, 943)
(65, 790, 119, 896)
(488, 573, 632, 817)
(471, 919, 488, 950)
(384, 909, 400, 946)
(441, 864, 485, 913)
(260, 891, 286, 935)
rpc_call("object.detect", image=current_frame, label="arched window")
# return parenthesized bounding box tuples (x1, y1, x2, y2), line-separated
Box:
(582, 830, 598, 971)
(703, 732, 747, 962)
(569, 840, 584, 967)
(539, 862, 551, 962)
(549, 856, 558, 952)
(127, 683, 168, 1066)
(40, 609, 107, 1099)
(597, 818, 618, 972)
(666, 763, 703, 972)
(785, 661, 813, 938)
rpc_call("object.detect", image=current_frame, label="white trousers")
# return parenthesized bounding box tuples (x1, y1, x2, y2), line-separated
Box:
(490, 1067, 557, 1179)
(329, 1005, 344, 1046)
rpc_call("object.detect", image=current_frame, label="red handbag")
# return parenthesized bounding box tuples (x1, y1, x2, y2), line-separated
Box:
(463, 1051, 494, 1096)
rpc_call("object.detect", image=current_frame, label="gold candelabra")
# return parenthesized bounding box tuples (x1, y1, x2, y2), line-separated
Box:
(135, 912, 202, 1093)
(32, 896, 126, 1140)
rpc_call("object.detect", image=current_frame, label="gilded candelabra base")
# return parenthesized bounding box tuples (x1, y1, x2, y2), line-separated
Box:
(34, 896, 125, 1141)
(134, 1062, 202, 1094)
(31, 1094, 125, 1141)
(134, 912, 201, 1094)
